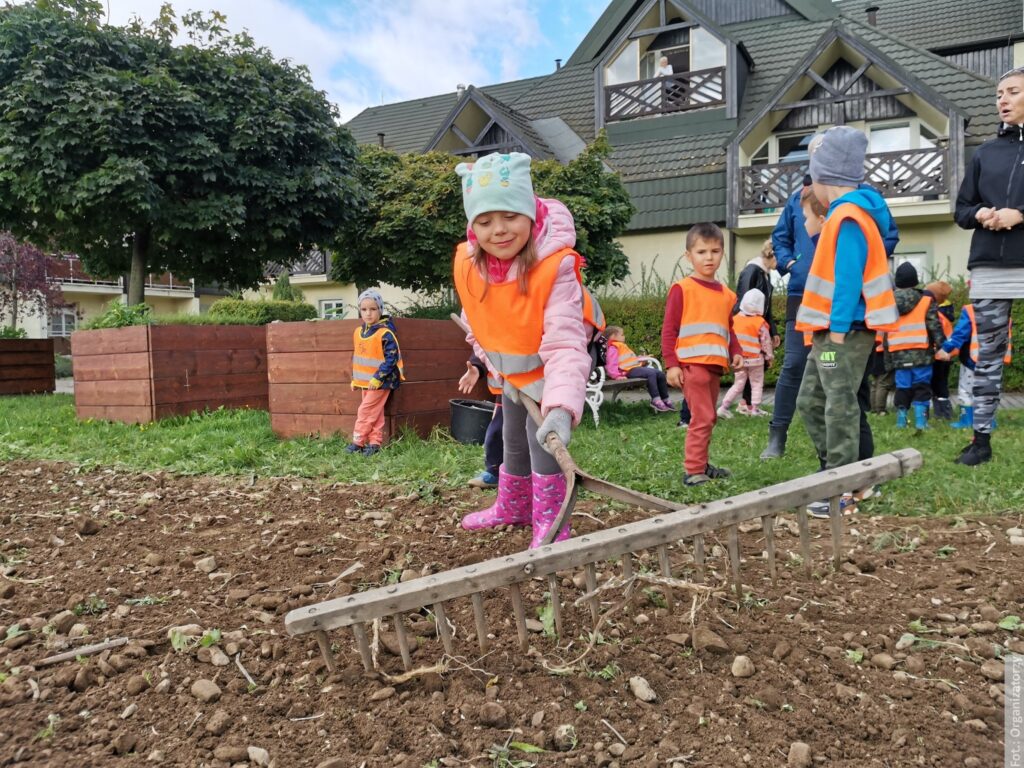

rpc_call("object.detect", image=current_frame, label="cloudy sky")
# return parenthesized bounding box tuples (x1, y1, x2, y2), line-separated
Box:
(104, 0, 608, 122)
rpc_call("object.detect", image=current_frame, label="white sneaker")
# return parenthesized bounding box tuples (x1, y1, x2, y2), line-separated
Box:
(716, 406, 733, 419)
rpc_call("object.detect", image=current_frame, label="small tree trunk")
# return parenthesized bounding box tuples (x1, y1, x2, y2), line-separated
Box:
(128, 229, 149, 306)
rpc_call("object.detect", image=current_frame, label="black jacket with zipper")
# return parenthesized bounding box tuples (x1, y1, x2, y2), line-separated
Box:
(955, 123, 1024, 269)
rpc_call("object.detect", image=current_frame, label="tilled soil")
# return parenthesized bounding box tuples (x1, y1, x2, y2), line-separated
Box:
(0, 460, 1020, 768)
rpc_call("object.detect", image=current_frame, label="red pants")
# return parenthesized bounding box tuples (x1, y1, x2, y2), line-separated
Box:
(353, 389, 390, 447)
(682, 363, 720, 475)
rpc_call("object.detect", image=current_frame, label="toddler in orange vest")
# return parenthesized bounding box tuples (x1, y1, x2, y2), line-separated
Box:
(453, 152, 591, 548)
(347, 289, 404, 457)
(718, 288, 774, 418)
(604, 325, 674, 412)
(661, 222, 743, 487)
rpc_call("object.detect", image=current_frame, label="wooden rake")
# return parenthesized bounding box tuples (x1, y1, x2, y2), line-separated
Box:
(285, 449, 922, 673)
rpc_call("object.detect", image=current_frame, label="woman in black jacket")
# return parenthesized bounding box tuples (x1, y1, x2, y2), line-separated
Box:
(953, 67, 1024, 465)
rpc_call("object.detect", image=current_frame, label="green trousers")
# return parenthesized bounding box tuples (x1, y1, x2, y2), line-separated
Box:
(796, 330, 875, 470)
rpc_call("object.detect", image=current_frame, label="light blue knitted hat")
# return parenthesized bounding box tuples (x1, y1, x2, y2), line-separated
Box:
(455, 152, 536, 224)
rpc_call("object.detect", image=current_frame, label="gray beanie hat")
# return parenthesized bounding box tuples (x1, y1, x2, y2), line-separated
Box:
(808, 126, 868, 187)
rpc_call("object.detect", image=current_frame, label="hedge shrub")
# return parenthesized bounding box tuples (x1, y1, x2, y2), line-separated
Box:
(206, 298, 316, 324)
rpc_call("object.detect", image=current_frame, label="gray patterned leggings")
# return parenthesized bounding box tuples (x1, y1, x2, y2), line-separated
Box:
(972, 298, 1012, 433)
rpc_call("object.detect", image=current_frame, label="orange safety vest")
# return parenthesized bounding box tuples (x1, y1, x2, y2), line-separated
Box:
(794, 203, 899, 333)
(937, 312, 957, 360)
(351, 325, 405, 389)
(875, 331, 885, 353)
(886, 295, 932, 352)
(453, 242, 582, 403)
(608, 339, 643, 371)
(965, 305, 1013, 365)
(674, 277, 737, 368)
(582, 286, 606, 333)
(733, 314, 768, 359)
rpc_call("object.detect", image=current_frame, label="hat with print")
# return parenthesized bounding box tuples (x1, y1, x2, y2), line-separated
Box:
(455, 152, 537, 224)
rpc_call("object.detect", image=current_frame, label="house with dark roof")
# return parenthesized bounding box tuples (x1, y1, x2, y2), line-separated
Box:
(309, 0, 1022, 315)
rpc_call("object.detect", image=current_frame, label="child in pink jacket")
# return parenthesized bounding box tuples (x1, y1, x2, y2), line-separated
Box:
(452, 152, 590, 548)
(605, 325, 673, 412)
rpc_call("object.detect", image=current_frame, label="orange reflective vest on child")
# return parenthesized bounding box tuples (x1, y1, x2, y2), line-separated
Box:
(886, 295, 932, 352)
(351, 326, 405, 389)
(674, 277, 737, 369)
(937, 312, 957, 359)
(965, 305, 1013, 365)
(582, 286, 606, 333)
(453, 242, 583, 403)
(794, 203, 899, 333)
(608, 340, 642, 371)
(733, 314, 768, 360)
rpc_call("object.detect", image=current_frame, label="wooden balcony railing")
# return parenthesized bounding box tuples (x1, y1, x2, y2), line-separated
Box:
(47, 256, 193, 292)
(265, 250, 328, 279)
(739, 147, 949, 213)
(605, 66, 725, 122)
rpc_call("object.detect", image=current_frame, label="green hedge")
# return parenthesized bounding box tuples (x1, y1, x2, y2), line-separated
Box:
(206, 298, 316, 324)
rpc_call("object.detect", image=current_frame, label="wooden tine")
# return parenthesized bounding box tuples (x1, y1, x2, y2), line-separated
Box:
(727, 525, 742, 599)
(547, 574, 564, 640)
(621, 551, 634, 580)
(314, 630, 336, 673)
(797, 506, 811, 577)
(762, 515, 777, 585)
(509, 582, 529, 654)
(470, 592, 489, 655)
(693, 534, 706, 582)
(829, 495, 843, 571)
(656, 544, 674, 613)
(584, 563, 599, 625)
(391, 614, 413, 671)
(433, 603, 454, 656)
(351, 623, 374, 671)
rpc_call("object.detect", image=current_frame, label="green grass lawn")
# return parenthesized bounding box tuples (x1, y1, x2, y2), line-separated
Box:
(2, 393, 1023, 516)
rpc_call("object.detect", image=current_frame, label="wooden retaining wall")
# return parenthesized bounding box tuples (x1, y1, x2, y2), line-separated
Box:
(71, 325, 267, 424)
(267, 319, 487, 440)
(0, 339, 55, 395)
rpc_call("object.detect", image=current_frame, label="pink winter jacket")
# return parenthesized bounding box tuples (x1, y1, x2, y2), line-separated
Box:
(461, 198, 590, 424)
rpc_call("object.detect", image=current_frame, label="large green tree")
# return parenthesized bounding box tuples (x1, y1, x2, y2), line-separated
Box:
(331, 135, 635, 293)
(0, 0, 363, 304)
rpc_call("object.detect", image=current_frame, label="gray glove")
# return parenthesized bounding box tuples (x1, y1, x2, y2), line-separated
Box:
(536, 407, 572, 454)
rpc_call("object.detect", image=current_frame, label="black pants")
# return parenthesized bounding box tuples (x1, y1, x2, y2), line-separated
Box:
(626, 366, 669, 400)
(931, 360, 951, 399)
(483, 399, 503, 475)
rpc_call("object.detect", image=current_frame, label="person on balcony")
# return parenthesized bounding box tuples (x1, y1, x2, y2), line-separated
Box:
(656, 56, 674, 77)
(950, 67, 1024, 465)
(761, 175, 899, 461)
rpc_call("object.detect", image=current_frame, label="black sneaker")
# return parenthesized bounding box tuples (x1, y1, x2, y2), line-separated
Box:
(955, 433, 991, 466)
(684, 473, 710, 486)
(345, 443, 363, 453)
(362, 444, 382, 457)
(704, 463, 731, 479)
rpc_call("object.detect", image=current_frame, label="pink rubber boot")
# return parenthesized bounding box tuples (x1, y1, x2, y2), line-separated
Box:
(460, 466, 531, 530)
(529, 471, 570, 548)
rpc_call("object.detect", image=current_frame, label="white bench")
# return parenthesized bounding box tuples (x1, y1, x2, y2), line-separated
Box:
(585, 357, 663, 426)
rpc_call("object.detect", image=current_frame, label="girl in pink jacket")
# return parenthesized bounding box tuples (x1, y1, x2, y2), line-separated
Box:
(453, 152, 590, 548)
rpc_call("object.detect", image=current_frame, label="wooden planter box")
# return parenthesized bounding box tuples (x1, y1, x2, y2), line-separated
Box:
(268, 319, 487, 440)
(0, 338, 55, 395)
(71, 325, 268, 424)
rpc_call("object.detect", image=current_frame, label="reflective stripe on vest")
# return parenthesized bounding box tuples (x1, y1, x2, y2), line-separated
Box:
(966, 305, 1013, 365)
(487, 373, 503, 396)
(674, 277, 736, 368)
(887, 295, 932, 352)
(351, 325, 405, 388)
(453, 242, 582, 402)
(733, 314, 767, 359)
(583, 286, 606, 332)
(875, 331, 885, 353)
(609, 339, 642, 371)
(794, 202, 899, 333)
(937, 312, 957, 360)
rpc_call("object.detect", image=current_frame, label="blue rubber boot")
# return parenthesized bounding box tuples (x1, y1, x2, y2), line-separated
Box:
(913, 401, 929, 430)
(896, 408, 908, 428)
(949, 405, 973, 429)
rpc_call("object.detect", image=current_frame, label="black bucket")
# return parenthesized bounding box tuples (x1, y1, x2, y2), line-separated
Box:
(449, 398, 495, 445)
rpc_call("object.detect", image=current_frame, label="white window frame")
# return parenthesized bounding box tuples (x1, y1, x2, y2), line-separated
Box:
(319, 300, 346, 319)
(49, 307, 77, 337)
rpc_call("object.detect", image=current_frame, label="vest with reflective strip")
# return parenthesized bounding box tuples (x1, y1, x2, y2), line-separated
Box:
(733, 314, 767, 359)
(887, 295, 932, 352)
(875, 331, 885, 353)
(609, 340, 642, 371)
(582, 286, 606, 332)
(794, 203, 899, 333)
(453, 242, 582, 403)
(966, 305, 1013, 365)
(937, 312, 957, 359)
(351, 326, 404, 388)
(674, 277, 736, 368)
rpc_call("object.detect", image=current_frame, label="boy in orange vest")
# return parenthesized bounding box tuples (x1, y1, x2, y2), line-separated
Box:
(794, 127, 899, 514)
(661, 222, 743, 486)
(347, 289, 404, 456)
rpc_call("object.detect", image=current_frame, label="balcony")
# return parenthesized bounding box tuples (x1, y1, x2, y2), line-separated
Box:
(605, 66, 725, 123)
(47, 256, 194, 293)
(739, 147, 949, 213)
(265, 250, 329, 279)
